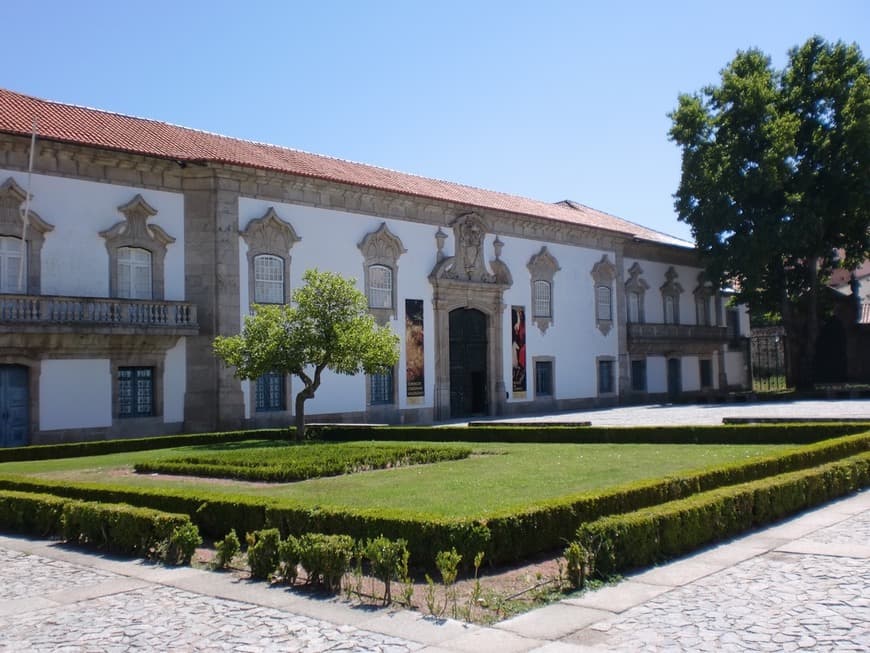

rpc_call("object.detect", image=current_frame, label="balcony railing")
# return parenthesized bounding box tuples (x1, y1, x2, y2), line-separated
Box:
(0, 294, 198, 331)
(627, 322, 728, 341)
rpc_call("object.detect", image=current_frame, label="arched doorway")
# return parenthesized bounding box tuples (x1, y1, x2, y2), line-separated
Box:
(449, 308, 488, 417)
(0, 365, 28, 447)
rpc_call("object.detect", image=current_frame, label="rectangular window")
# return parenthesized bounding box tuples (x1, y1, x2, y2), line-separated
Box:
(696, 297, 710, 326)
(0, 237, 25, 294)
(598, 359, 615, 394)
(118, 247, 152, 300)
(664, 295, 677, 324)
(368, 265, 392, 309)
(255, 371, 286, 411)
(627, 291, 640, 323)
(254, 255, 285, 304)
(118, 367, 154, 418)
(596, 286, 612, 321)
(533, 280, 551, 318)
(370, 368, 394, 405)
(631, 359, 647, 392)
(727, 309, 740, 339)
(535, 360, 553, 396)
(700, 359, 713, 389)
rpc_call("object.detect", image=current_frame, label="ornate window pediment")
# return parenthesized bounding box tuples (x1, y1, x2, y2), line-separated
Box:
(241, 207, 300, 306)
(528, 246, 560, 333)
(0, 177, 54, 294)
(100, 194, 174, 300)
(591, 254, 617, 335)
(358, 222, 406, 324)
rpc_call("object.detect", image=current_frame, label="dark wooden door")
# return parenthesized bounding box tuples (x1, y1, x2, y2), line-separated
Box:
(0, 365, 28, 447)
(449, 309, 488, 418)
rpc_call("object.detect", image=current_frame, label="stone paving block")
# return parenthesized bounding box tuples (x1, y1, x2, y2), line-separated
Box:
(629, 560, 721, 587)
(777, 540, 870, 559)
(441, 626, 543, 653)
(361, 610, 475, 645)
(526, 641, 593, 652)
(682, 542, 768, 567)
(561, 580, 670, 613)
(497, 604, 612, 640)
(45, 577, 150, 604)
(0, 595, 58, 617)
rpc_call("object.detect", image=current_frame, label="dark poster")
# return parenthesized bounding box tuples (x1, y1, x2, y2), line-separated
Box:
(512, 306, 526, 393)
(405, 299, 425, 398)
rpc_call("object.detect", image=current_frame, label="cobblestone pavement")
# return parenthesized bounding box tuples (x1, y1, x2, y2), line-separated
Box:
(1, 491, 867, 652)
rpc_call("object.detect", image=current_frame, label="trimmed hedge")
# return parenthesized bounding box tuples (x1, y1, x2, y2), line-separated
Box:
(134, 443, 473, 482)
(576, 452, 870, 576)
(308, 423, 870, 445)
(0, 489, 200, 563)
(0, 429, 289, 463)
(0, 490, 67, 536)
(2, 432, 866, 567)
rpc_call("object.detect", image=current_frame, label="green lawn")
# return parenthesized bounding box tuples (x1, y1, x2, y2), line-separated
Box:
(0, 440, 793, 518)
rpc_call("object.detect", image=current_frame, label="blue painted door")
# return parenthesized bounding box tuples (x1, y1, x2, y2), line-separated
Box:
(0, 365, 29, 447)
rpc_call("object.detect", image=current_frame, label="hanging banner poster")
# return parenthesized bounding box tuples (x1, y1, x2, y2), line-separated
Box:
(405, 299, 425, 398)
(512, 306, 526, 394)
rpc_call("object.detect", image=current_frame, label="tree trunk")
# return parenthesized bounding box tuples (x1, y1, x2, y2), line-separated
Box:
(294, 391, 307, 441)
(796, 259, 821, 391)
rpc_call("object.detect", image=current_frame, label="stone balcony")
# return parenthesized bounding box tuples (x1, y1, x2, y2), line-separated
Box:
(627, 322, 729, 355)
(0, 294, 199, 337)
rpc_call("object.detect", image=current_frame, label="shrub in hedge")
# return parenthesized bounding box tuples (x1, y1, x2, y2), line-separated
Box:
(296, 533, 355, 592)
(278, 535, 301, 584)
(0, 490, 67, 536)
(575, 452, 870, 577)
(364, 535, 410, 604)
(214, 529, 241, 569)
(245, 528, 283, 579)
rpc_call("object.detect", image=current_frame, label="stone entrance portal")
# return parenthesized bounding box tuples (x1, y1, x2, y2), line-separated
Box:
(429, 212, 512, 420)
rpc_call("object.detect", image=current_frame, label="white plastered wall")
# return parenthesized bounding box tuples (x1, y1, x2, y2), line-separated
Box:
(500, 237, 618, 402)
(238, 198, 439, 417)
(39, 359, 112, 430)
(0, 169, 185, 299)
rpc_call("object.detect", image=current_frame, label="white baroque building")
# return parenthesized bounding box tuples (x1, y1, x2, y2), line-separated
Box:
(0, 88, 749, 445)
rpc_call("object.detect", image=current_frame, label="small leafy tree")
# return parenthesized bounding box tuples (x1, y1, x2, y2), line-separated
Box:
(214, 269, 399, 439)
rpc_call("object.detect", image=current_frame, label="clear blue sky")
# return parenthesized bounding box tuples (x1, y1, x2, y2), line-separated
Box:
(3, 1, 867, 241)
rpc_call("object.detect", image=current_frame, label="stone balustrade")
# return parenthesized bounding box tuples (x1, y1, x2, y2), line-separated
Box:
(0, 294, 198, 330)
(627, 322, 728, 341)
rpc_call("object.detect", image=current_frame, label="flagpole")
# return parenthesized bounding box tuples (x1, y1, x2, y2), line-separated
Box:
(18, 119, 37, 292)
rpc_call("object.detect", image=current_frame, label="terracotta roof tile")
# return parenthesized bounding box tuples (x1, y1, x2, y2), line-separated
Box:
(0, 87, 691, 248)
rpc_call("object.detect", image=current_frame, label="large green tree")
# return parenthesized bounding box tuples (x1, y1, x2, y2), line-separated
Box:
(669, 36, 870, 388)
(214, 269, 400, 439)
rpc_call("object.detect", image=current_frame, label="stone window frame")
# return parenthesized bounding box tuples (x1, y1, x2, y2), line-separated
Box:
(590, 254, 617, 335)
(111, 354, 164, 424)
(358, 222, 406, 325)
(527, 247, 560, 333)
(241, 207, 301, 307)
(660, 267, 684, 325)
(0, 177, 54, 294)
(367, 365, 396, 406)
(533, 356, 555, 399)
(596, 355, 617, 396)
(625, 262, 649, 324)
(100, 194, 175, 300)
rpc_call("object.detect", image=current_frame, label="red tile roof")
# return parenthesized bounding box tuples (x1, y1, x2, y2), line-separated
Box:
(0, 88, 691, 248)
